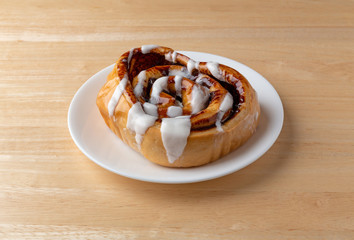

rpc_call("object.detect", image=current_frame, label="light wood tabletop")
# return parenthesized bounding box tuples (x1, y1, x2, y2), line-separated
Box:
(1, 0, 353, 239)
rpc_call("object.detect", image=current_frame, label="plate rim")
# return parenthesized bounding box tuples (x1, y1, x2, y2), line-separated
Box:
(68, 51, 284, 184)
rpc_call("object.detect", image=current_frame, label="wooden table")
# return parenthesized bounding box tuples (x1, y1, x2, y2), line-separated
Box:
(1, 0, 353, 239)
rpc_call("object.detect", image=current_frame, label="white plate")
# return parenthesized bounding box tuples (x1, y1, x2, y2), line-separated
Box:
(68, 51, 284, 184)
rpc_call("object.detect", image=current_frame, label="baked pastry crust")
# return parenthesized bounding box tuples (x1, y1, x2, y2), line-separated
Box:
(96, 46, 260, 167)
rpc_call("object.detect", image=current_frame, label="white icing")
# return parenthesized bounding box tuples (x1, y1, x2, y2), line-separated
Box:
(195, 75, 204, 84)
(195, 74, 210, 85)
(206, 62, 223, 81)
(108, 74, 128, 117)
(165, 52, 172, 62)
(220, 92, 233, 112)
(172, 51, 177, 63)
(174, 75, 182, 97)
(149, 76, 168, 104)
(167, 106, 183, 118)
(165, 51, 178, 63)
(216, 93, 233, 132)
(161, 116, 191, 163)
(127, 48, 134, 69)
(225, 73, 236, 83)
(134, 70, 146, 97)
(127, 103, 157, 149)
(191, 85, 209, 114)
(187, 60, 199, 74)
(215, 117, 223, 132)
(165, 51, 177, 63)
(143, 102, 158, 117)
(168, 68, 193, 79)
(141, 45, 159, 54)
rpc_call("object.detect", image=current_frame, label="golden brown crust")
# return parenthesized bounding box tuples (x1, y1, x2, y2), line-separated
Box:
(96, 46, 260, 167)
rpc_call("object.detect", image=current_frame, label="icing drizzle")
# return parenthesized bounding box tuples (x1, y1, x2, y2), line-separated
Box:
(149, 76, 168, 104)
(173, 75, 182, 97)
(206, 62, 223, 81)
(127, 103, 157, 149)
(191, 85, 209, 114)
(187, 59, 199, 74)
(168, 68, 193, 80)
(127, 48, 134, 69)
(134, 70, 146, 97)
(143, 102, 158, 117)
(141, 45, 159, 54)
(215, 93, 233, 132)
(108, 74, 128, 117)
(165, 51, 178, 63)
(167, 106, 183, 118)
(172, 51, 177, 62)
(161, 116, 191, 163)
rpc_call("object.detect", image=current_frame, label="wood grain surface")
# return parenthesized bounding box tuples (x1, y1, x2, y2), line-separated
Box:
(1, 0, 353, 239)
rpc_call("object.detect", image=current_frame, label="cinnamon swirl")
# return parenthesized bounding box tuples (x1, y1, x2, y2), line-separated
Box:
(96, 45, 260, 167)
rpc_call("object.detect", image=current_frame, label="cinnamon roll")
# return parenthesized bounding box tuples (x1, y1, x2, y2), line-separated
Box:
(96, 45, 260, 167)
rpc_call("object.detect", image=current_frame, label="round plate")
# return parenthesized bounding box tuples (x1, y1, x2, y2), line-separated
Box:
(68, 51, 284, 184)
